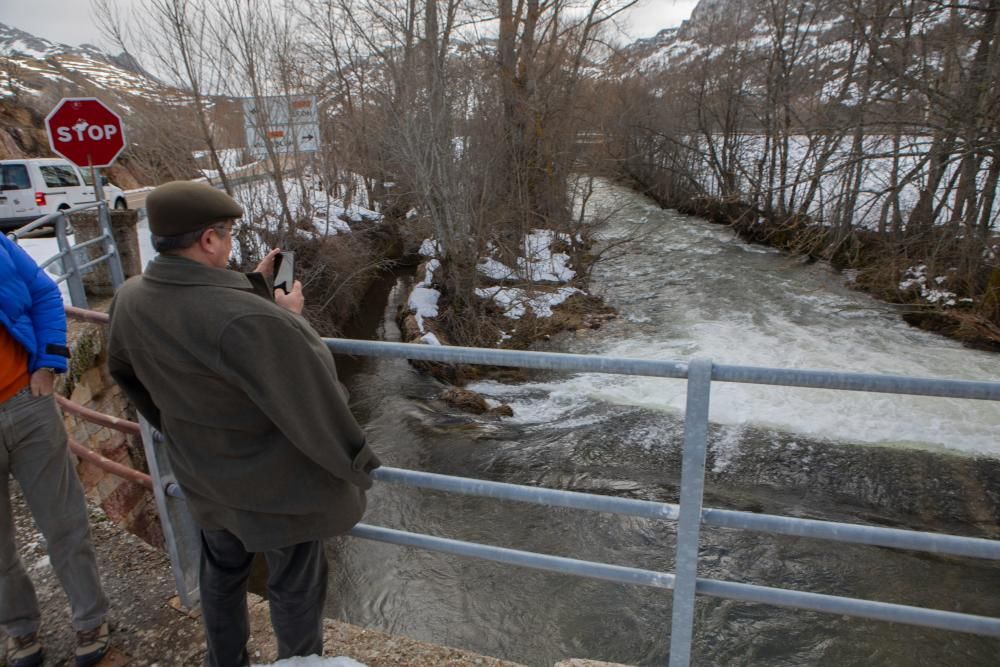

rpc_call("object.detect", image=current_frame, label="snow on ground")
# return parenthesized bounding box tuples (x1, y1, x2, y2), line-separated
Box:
(478, 256, 516, 280)
(193, 148, 246, 172)
(474, 230, 576, 283)
(678, 134, 1000, 230)
(417, 259, 440, 287)
(18, 209, 159, 305)
(420, 332, 442, 345)
(419, 239, 441, 256)
(898, 264, 959, 306)
(234, 174, 380, 238)
(408, 286, 441, 334)
(414, 230, 584, 327)
(17, 234, 75, 302)
(517, 230, 576, 282)
(418, 231, 576, 285)
(253, 657, 366, 667)
(476, 285, 582, 319)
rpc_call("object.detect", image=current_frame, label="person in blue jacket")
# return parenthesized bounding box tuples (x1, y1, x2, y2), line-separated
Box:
(0, 234, 110, 667)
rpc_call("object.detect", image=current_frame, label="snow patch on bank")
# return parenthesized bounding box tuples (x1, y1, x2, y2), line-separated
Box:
(408, 287, 440, 334)
(898, 264, 958, 306)
(413, 230, 585, 335)
(476, 230, 576, 283)
(419, 239, 441, 257)
(234, 172, 381, 238)
(476, 285, 582, 319)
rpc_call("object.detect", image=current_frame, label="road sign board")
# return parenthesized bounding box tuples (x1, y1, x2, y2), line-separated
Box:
(45, 97, 127, 168)
(243, 95, 319, 158)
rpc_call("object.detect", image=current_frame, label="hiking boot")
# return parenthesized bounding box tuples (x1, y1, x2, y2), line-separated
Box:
(74, 621, 110, 667)
(4, 632, 43, 667)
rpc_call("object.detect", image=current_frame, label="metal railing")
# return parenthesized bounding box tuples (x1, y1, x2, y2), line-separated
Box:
(320, 340, 1000, 667)
(58, 305, 1000, 665)
(8, 201, 125, 308)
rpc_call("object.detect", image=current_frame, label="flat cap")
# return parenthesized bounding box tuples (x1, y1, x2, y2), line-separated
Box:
(146, 181, 244, 236)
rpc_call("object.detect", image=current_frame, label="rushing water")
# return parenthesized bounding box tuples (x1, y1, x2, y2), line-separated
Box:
(327, 180, 1000, 666)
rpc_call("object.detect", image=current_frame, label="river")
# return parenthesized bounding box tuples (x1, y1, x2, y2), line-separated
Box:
(327, 179, 1000, 666)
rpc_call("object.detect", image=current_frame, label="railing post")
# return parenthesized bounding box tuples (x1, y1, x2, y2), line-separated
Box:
(55, 212, 88, 308)
(138, 416, 202, 609)
(669, 357, 713, 667)
(98, 200, 126, 289)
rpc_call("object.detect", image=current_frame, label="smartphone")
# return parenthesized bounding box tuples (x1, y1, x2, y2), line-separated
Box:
(273, 250, 294, 294)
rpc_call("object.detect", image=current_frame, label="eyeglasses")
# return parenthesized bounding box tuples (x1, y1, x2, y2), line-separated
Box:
(210, 221, 237, 237)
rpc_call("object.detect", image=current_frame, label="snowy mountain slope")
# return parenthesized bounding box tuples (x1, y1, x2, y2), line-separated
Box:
(0, 22, 183, 104)
(617, 0, 972, 105)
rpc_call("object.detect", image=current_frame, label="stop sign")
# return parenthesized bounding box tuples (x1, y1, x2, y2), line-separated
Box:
(45, 97, 127, 168)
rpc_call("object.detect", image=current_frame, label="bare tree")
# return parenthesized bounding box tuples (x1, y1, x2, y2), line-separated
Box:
(93, 0, 237, 193)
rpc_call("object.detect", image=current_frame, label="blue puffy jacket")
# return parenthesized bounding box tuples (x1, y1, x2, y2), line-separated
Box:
(0, 234, 69, 373)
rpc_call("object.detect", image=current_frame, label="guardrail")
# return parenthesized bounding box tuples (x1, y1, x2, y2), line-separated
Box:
(323, 340, 1000, 667)
(8, 201, 125, 308)
(61, 307, 1000, 666)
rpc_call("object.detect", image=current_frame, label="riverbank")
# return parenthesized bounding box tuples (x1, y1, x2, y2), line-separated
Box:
(8, 482, 631, 666)
(395, 230, 616, 399)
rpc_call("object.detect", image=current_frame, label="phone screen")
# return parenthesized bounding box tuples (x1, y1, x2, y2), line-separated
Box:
(273, 250, 294, 293)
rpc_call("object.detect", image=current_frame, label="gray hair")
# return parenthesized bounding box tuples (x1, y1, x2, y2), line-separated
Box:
(152, 222, 231, 253)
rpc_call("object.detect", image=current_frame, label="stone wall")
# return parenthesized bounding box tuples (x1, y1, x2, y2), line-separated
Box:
(60, 311, 165, 549)
(56, 210, 166, 549)
(69, 208, 143, 297)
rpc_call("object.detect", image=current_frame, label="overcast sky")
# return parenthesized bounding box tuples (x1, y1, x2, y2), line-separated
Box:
(0, 0, 698, 49)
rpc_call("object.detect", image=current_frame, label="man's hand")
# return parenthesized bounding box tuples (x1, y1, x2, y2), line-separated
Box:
(254, 248, 281, 279)
(30, 369, 55, 397)
(275, 280, 304, 314)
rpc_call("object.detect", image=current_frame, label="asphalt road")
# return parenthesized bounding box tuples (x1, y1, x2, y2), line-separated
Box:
(125, 189, 151, 210)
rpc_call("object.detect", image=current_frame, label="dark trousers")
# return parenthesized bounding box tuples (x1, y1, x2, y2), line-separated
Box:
(199, 529, 328, 667)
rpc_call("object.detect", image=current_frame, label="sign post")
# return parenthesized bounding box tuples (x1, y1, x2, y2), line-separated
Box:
(44, 97, 127, 289)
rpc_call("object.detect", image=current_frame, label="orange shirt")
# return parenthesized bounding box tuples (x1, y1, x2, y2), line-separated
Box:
(0, 326, 30, 403)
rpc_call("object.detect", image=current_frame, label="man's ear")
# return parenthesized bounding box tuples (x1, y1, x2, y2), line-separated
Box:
(200, 226, 221, 253)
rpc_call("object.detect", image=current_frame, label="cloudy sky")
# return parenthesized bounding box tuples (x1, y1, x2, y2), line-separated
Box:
(0, 0, 698, 48)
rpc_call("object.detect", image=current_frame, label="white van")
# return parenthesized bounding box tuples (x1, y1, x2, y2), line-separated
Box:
(0, 158, 128, 231)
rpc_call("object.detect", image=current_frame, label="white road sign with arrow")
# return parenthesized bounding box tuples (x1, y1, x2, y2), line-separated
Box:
(243, 95, 320, 157)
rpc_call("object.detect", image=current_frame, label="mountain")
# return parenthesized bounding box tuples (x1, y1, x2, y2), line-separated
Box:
(617, 0, 963, 96)
(0, 22, 178, 103)
(0, 23, 222, 184)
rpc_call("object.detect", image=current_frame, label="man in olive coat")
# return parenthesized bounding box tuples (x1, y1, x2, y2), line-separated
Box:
(107, 181, 379, 667)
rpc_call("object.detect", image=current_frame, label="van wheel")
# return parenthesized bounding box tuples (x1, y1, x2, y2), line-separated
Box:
(114, 198, 128, 210)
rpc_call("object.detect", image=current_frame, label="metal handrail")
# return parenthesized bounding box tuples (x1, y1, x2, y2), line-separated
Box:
(68, 435, 152, 490)
(321, 338, 1000, 666)
(367, 467, 1000, 560)
(327, 338, 1000, 400)
(10, 200, 101, 237)
(56, 394, 141, 435)
(8, 201, 125, 308)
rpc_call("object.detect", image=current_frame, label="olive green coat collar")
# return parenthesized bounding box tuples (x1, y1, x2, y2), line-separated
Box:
(144, 254, 271, 298)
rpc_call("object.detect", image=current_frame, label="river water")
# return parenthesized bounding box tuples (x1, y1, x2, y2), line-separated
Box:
(328, 180, 1000, 665)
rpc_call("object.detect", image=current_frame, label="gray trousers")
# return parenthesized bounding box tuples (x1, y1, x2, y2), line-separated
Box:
(199, 529, 328, 667)
(0, 389, 109, 637)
